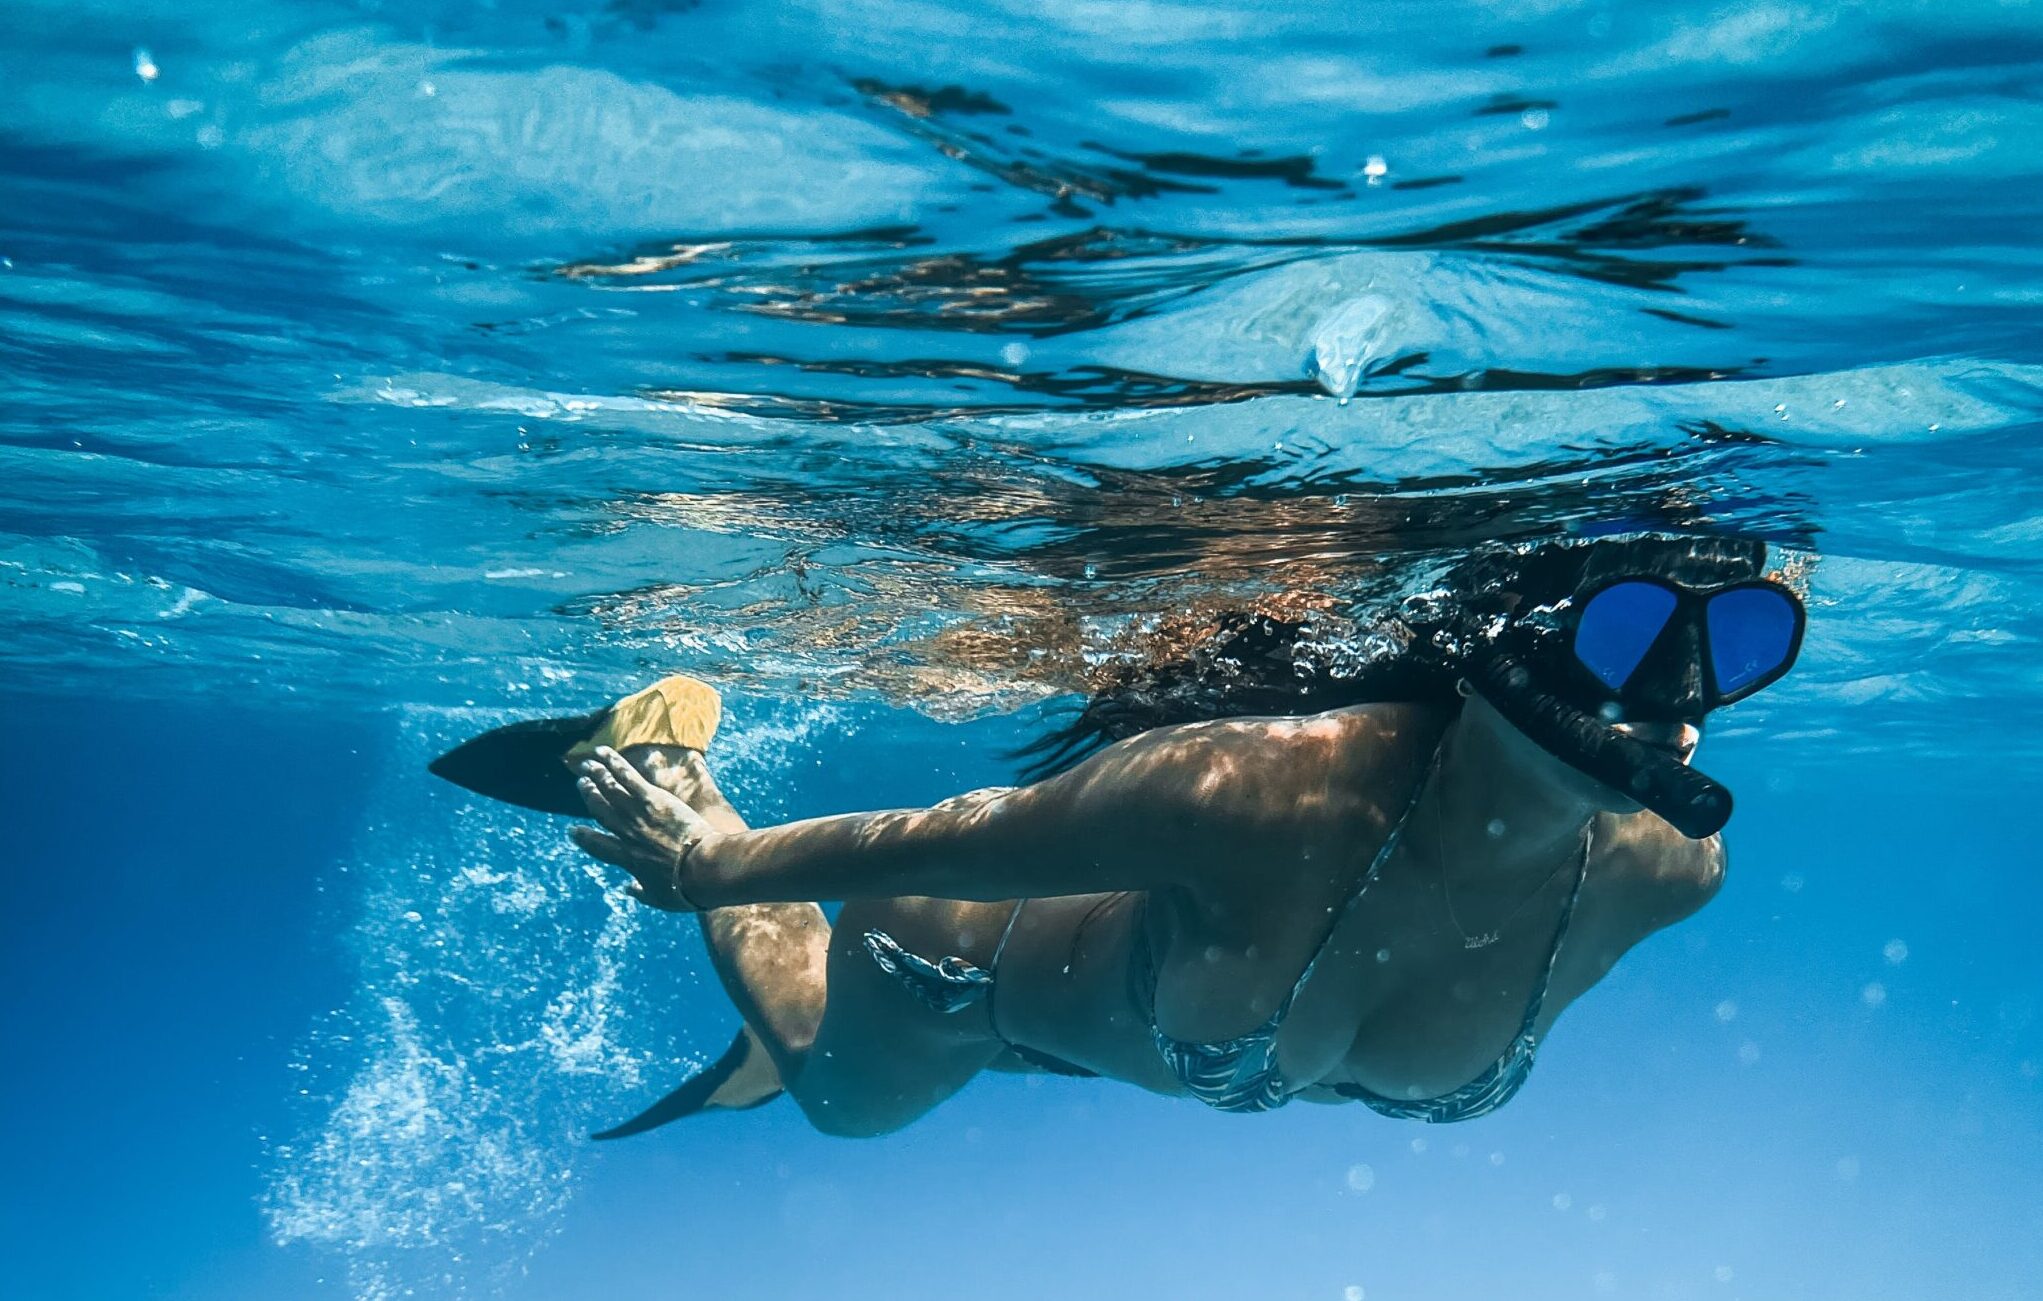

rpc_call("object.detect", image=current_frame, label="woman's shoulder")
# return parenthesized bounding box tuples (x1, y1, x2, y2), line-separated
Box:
(1589, 808, 1726, 923)
(1312, 699, 1455, 739)
(1235, 702, 1455, 829)
(1095, 702, 1438, 840)
(1113, 700, 1441, 761)
(1297, 701, 1457, 790)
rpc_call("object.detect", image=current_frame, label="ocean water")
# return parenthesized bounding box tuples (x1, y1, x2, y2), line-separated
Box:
(3, 2, 2041, 1298)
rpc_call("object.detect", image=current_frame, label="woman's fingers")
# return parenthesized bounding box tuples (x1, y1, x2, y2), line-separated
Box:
(569, 827, 698, 912)
(568, 828, 659, 904)
(578, 760, 675, 842)
(570, 749, 713, 914)
(569, 823, 633, 867)
(582, 751, 697, 841)
(596, 739, 649, 792)
(576, 773, 639, 839)
(582, 761, 638, 811)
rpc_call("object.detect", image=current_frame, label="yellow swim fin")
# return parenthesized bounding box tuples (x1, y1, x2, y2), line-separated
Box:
(563, 674, 721, 761)
(428, 675, 722, 816)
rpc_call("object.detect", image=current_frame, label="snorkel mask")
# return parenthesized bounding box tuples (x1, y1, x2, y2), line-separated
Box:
(1464, 537, 1805, 840)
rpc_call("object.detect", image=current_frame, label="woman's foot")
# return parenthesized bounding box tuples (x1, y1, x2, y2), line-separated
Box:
(620, 744, 744, 834)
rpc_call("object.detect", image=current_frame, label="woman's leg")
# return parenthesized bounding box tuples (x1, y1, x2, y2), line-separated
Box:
(629, 746, 1004, 1135)
(793, 896, 1009, 1136)
(629, 746, 828, 1085)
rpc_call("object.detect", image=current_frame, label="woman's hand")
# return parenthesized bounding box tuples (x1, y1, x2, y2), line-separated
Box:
(568, 746, 718, 911)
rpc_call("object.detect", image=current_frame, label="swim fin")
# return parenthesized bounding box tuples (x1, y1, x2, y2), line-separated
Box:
(429, 675, 725, 817)
(427, 710, 610, 816)
(592, 1026, 784, 1140)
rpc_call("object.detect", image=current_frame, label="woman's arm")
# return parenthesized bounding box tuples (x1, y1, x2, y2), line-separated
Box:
(570, 715, 1343, 909)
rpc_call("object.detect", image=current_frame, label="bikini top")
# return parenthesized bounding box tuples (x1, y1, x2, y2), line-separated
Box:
(1132, 755, 1593, 1120)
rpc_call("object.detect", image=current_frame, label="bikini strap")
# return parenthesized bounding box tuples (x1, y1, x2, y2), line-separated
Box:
(1514, 821, 1595, 1042)
(990, 897, 1028, 969)
(861, 897, 1029, 1020)
(1277, 736, 1447, 1012)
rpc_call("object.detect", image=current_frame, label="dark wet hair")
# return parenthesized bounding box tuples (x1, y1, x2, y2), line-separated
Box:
(1011, 533, 1768, 782)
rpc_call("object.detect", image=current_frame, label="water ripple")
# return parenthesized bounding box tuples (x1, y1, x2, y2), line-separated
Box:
(3, 0, 2042, 749)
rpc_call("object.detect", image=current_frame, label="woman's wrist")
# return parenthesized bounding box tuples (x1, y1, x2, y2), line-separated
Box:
(676, 829, 730, 909)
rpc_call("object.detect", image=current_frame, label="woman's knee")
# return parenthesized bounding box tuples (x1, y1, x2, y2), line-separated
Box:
(788, 1026, 999, 1138)
(791, 1083, 933, 1138)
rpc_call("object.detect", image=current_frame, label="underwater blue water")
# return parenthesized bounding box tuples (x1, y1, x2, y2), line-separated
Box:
(4, 0, 2042, 1297)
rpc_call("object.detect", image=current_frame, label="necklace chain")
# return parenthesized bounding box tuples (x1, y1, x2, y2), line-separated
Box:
(1430, 735, 1579, 951)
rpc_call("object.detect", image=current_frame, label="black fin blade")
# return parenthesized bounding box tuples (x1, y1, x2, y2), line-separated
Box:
(427, 711, 608, 816)
(592, 1031, 767, 1141)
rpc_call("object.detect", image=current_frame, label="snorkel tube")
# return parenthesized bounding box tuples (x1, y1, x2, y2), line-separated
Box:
(1469, 656, 1733, 840)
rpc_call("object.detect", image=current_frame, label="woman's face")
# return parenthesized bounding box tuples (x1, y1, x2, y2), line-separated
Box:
(1510, 546, 1801, 730)
(1559, 542, 1799, 713)
(1609, 718, 1700, 763)
(1457, 538, 1799, 838)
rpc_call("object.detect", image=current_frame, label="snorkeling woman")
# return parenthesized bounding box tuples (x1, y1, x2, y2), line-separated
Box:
(431, 534, 1805, 1137)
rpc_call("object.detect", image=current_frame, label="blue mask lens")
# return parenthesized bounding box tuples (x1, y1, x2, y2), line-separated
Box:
(1574, 581, 1680, 690)
(1706, 586, 1799, 695)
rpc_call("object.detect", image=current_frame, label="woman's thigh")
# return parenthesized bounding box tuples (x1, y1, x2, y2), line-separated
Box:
(794, 896, 1011, 1137)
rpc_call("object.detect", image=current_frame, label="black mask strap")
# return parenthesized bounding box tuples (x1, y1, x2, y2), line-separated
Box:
(1471, 657, 1733, 840)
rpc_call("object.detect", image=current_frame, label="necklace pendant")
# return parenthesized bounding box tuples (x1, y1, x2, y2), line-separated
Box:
(1463, 931, 1500, 951)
